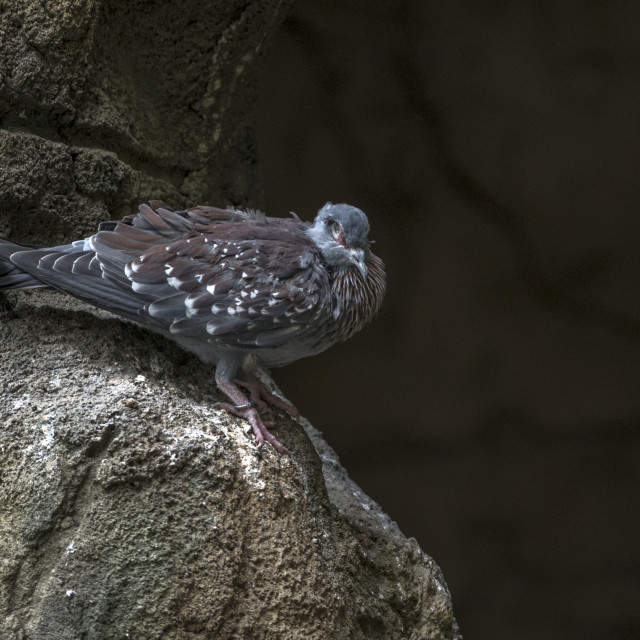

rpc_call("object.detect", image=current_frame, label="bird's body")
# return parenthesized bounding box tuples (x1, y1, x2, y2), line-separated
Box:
(0, 201, 385, 452)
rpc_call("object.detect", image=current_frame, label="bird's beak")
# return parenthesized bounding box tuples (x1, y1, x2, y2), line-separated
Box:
(349, 248, 368, 277)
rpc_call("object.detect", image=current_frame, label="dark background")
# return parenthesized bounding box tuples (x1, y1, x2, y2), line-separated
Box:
(259, 1, 640, 638)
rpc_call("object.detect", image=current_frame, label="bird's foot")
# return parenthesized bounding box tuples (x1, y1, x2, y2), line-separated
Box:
(216, 401, 287, 454)
(237, 377, 300, 420)
(215, 377, 288, 453)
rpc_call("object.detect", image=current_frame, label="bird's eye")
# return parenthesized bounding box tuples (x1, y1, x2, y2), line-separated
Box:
(330, 221, 347, 246)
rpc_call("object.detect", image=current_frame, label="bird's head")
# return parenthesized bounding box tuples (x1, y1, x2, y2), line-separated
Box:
(306, 202, 372, 276)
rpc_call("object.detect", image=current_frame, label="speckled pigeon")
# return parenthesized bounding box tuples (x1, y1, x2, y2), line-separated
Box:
(0, 201, 386, 452)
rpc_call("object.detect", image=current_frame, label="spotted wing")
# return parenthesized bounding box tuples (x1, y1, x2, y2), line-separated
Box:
(140, 233, 332, 349)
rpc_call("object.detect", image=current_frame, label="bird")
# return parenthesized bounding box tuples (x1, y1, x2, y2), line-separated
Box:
(0, 201, 386, 452)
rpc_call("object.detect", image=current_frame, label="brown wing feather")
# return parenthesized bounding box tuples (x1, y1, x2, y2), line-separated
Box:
(137, 232, 332, 349)
(5, 203, 333, 351)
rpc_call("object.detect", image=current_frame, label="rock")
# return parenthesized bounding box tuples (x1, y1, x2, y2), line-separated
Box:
(0, 295, 460, 639)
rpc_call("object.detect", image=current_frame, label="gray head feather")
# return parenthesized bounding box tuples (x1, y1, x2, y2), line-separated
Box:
(306, 203, 371, 274)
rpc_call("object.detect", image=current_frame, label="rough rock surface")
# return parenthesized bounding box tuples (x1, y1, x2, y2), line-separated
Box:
(0, 0, 293, 244)
(0, 293, 460, 639)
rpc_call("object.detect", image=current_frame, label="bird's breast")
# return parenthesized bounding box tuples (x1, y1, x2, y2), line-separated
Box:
(326, 252, 386, 343)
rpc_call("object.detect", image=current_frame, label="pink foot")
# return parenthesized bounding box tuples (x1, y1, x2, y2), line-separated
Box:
(216, 402, 286, 453)
(237, 377, 300, 420)
(215, 377, 289, 453)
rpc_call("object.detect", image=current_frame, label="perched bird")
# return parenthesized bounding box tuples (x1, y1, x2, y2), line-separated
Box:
(0, 201, 386, 452)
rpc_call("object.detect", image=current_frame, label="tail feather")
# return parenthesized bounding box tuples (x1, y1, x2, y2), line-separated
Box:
(6, 246, 147, 319)
(0, 239, 50, 289)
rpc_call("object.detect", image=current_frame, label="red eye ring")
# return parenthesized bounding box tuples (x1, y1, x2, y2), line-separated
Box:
(330, 221, 348, 247)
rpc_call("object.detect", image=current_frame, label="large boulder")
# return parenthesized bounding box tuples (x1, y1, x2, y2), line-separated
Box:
(0, 294, 459, 639)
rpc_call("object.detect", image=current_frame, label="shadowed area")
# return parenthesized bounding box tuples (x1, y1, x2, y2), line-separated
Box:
(259, 2, 640, 639)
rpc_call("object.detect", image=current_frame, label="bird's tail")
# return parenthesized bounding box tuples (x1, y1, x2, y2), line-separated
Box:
(0, 239, 48, 289)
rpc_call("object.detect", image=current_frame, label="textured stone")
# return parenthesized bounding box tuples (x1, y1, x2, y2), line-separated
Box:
(0, 0, 295, 243)
(0, 296, 459, 639)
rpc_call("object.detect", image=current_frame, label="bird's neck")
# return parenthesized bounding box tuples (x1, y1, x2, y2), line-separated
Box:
(329, 253, 386, 342)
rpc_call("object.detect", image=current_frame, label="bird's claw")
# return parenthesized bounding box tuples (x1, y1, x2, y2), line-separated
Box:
(216, 401, 287, 454)
(236, 379, 300, 420)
